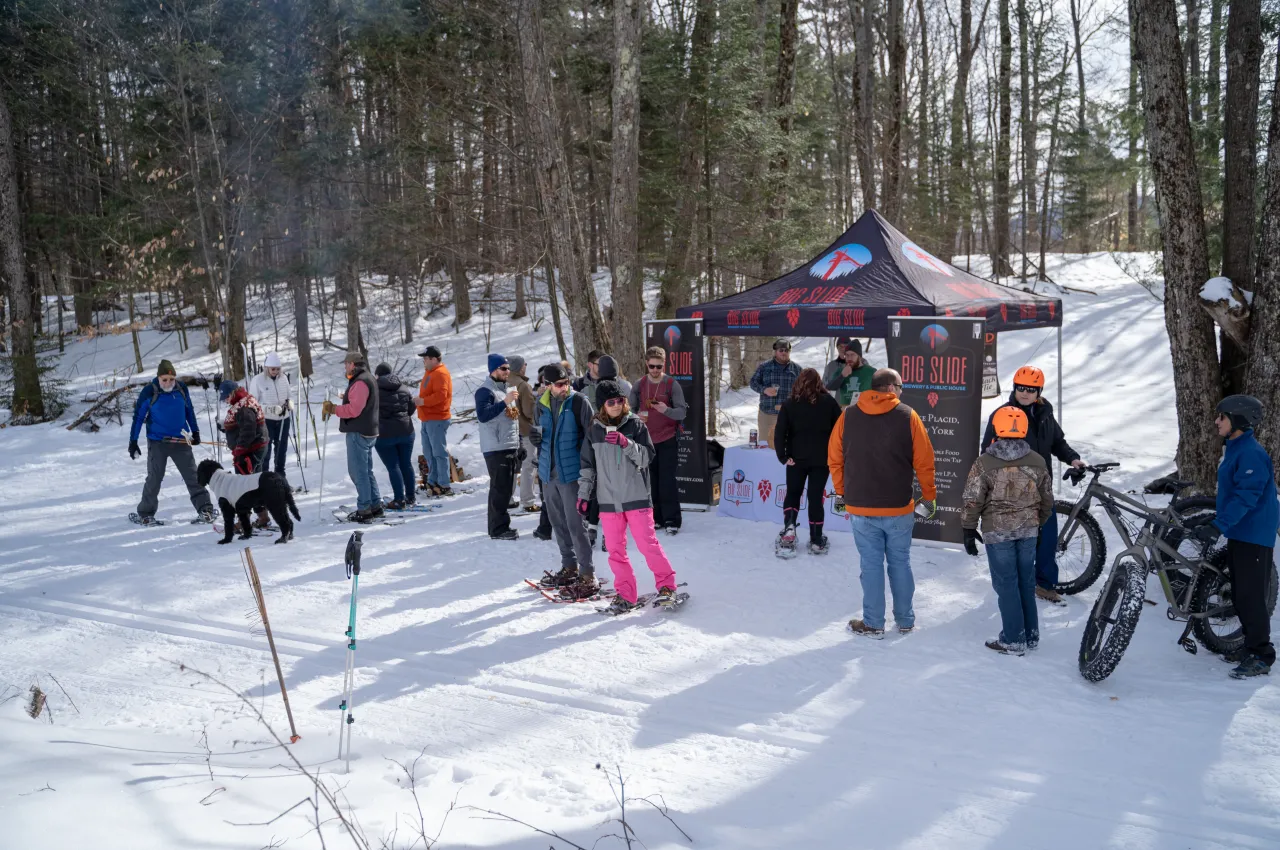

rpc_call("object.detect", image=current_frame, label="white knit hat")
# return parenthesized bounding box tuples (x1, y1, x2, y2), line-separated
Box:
(264, 352, 282, 368)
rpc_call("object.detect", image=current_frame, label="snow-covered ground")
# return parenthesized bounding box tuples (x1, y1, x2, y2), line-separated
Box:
(2, 253, 1278, 850)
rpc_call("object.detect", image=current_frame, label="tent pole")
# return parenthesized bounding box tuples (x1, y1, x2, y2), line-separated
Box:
(1057, 323, 1063, 494)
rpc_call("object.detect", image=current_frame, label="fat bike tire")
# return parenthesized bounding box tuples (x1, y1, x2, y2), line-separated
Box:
(1054, 500, 1106, 596)
(1191, 548, 1279, 655)
(1078, 558, 1147, 683)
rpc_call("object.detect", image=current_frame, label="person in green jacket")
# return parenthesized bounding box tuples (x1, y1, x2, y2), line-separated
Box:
(823, 339, 875, 406)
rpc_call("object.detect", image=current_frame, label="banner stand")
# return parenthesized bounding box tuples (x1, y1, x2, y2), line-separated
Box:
(643, 319, 715, 506)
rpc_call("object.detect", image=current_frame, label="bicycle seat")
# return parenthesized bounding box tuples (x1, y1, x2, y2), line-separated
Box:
(1089, 462, 1121, 472)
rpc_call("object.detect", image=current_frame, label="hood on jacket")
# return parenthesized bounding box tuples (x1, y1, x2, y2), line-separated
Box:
(597, 355, 620, 381)
(855, 390, 901, 415)
(985, 438, 1033, 461)
(376, 373, 403, 392)
(227, 386, 249, 406)
(1005, 391, 1054, 419)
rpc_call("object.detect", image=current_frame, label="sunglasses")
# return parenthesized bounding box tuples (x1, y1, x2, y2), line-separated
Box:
(553, 379, 570, 388)
(1014, 384, 1040, 394)
(496, 365, 510, 371)
(647, 363, 663, 371)
(604, 398, 625, 407)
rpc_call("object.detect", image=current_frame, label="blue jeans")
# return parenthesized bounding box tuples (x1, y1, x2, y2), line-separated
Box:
(1035, 509, 1058, 590)
(986, 537, 1039, 646)
(265, 418, 291, 475)
(420, 420, 451, 487)
(849, 512, 917, 630)
(345, 432, 381, 510)
(375, 433, 416, 503)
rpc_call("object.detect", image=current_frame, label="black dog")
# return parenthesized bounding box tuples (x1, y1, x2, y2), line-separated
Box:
(197, 459, 300, 544)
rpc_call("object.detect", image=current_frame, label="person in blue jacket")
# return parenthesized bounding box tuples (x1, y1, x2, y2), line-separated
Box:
(128, 360, 216, 524)
(1195, 395, 1279, 679)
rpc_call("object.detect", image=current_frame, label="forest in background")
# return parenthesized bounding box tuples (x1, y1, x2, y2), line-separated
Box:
(1, 0, 1278, 491)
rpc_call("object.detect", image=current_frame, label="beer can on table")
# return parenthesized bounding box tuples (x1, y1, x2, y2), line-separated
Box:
(749, 428, 758, 448)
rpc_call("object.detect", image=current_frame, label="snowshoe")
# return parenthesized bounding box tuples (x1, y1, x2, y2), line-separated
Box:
(664, 526, 680, 536)
(808, 535, 830, 555)
(559, 575, 604, 601)
(598, 593, 654, 615)
(775, 525, 798, 559)
(128, 512, 165, 527)
(191, 507, 218, 524)
(521, 504, 542, 514)
(332, 506, 406, 526)
(652, 586, 689, 611)
(537, 566, 580, 589)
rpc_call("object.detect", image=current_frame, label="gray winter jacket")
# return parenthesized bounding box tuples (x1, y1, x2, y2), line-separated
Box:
(475, 375, 520, 455)
(578, 413, 655, 513)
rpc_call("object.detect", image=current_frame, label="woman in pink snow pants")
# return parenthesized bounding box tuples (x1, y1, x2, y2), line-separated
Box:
(576, 380, 677, 614)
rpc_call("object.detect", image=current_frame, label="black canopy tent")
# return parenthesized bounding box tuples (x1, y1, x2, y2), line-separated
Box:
(677, 209, 1068, 427)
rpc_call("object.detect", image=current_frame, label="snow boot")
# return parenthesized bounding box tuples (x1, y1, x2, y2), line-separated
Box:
(808, 534, 830, 555)
(1221, 647, 1251, 664)
(605, 596, 639, 615)
(532, 527, 553, 541)
(195, 506, 218, 524)
(538, 565, 580, 589)
(490, 528, 519, 541)
(985, 638, 1026, 656)
(775, 524, 798, 559)
(847, 619, 885, 640)
(1035, 586, 1065, 605)
(385, 499, 407, 511)
(1229, 656, 1272, 679)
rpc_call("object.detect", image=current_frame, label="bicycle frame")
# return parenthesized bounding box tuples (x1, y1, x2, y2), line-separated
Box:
(1062, 472, 1229, 621)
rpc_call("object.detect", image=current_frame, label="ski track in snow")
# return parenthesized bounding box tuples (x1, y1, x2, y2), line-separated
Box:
(1, 254, 1277, 849)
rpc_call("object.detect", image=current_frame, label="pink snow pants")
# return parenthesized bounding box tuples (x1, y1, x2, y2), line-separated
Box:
(600, 508, 676, 604)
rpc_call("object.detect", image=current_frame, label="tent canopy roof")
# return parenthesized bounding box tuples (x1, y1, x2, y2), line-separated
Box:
(676, 210, 1062, 338)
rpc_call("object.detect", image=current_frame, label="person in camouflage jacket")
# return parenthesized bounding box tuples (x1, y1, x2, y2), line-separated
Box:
(961, 407, 1053, 655)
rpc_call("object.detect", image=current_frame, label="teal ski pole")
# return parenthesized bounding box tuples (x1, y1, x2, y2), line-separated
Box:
(338, 530, 363, 773)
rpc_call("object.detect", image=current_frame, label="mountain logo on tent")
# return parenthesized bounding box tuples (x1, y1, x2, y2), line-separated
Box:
(920, 323, 951, 353)
(810, 243, 872, 280)
(901, 241, 954, 277)
(664, 325, 682, 350)
(786, 308, 800, 328)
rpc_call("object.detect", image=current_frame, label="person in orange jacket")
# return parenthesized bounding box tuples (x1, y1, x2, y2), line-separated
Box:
(416, 345, 454, 496)
(828, 367, 937, 639)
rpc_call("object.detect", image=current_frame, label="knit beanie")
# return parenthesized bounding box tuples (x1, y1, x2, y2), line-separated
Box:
(374, 362, 392, 377)
(508, 355, 526, 375)
(219, 380, 239, 402)
(847, 339, 863, 356)
(541, 363, 568, 383)
(487, 353, 509, 374)
(596, 380, 625, 404)
(157, 359, 176, 377)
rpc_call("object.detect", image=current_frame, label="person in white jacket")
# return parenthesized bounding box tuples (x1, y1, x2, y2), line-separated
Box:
(249, 352, 292, 477)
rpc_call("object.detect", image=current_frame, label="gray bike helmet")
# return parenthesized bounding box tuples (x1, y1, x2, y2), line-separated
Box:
(1216, 394, 1263, 432)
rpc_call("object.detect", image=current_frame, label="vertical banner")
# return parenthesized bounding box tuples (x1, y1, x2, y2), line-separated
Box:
(885, 316, 984, 545)
(644, 319, 710, 504)
(982, 329, 1001, 398)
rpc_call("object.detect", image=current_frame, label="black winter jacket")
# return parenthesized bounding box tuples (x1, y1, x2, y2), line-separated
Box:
(774, 393, 843, 469)
(980, 392, 1080, 468)
(376, 373, 416, 440)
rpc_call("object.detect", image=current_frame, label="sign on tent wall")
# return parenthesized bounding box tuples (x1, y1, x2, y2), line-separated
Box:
(885, 316, 985, 546)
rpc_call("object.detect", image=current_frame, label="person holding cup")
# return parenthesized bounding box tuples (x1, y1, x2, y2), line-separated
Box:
(749, 339, 801, 447)
(474, 353, 521, 539)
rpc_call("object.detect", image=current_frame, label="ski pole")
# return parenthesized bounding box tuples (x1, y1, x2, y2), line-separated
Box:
(317, 385, 331, 520)
(338, 530, 363, 773)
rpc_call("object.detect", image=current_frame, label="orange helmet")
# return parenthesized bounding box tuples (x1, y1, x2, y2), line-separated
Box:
(1013, 365, 1045, 389)
(992, 406, 1029, 439)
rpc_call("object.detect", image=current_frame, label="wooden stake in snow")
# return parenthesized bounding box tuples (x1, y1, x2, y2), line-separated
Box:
(241, 548, 301, 743)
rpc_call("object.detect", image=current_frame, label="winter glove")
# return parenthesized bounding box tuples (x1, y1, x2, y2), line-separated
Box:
(832, 494, 845, 513)
(576, 498, 590, 516)
(605, 431, 629, 448)
(1191, 522, 1222, 547)
(321, 399, 336, 420)
(529, 427, 542, 447)
(189, 433, 201, 447)
(517, 446, 528, 463)
(915, 499, 937, 519)
(963, 528, 983, 557)
(128, 440, 141, 460)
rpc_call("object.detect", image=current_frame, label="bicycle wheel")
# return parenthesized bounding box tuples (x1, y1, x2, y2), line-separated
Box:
(1078, 558, 1147, 682)
(1054, 500, 1106, 595)
(1190, 548, 1279, 655)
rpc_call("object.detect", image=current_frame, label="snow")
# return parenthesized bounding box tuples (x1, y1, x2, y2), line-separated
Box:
(2, 253, 1278, 849)
(1201, 276, 1247, 309)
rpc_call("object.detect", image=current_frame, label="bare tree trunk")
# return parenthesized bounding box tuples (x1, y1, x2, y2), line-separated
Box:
(915, 0, 931, 237)
(941, 0, 981, 260)
(1041, 46, 1071, 279)
(1206, 0, 1223, 165)
(1070, 0, 1087, 132)
(1134, 0, 1221, 491)
(609, 0, 644, 376)
(1184, 0, 1203, 124)
(656, 0, 714, 319)
(1245, 43, 1280, 461)
(993, 0, 1014, 277)
(1127, 0, 1141, 250)
(881, 0, 906, 223)
(0, 91, 43, 418)
(1219, 0, 1262, 395)
(763, 0, 800, 279)
(851, 0, 877, 211)
(512, 271, 527, 320)
(1017, 0, 1033, 277)
(514, 0, 611, 362)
